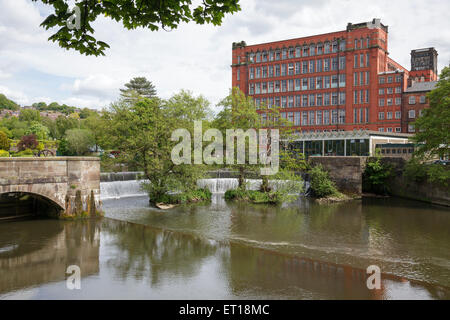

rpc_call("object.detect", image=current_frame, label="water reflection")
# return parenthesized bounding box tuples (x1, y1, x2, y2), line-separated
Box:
(0, 219, 100, 295)
(0, 217, 448, 299)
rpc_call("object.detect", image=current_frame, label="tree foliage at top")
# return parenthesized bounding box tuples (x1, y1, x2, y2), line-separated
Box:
(33, 0, 241, 56)
(120, 77, 157, 100)
(412, 65, 450, 159)
(0, 94, 19, 111)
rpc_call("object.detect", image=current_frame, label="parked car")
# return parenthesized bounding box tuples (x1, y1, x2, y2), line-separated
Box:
(433, 159, 449, 165)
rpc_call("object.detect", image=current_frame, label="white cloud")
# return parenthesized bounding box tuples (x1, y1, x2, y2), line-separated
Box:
(0, 85, 29, 105)
(0, 0, 449, 111)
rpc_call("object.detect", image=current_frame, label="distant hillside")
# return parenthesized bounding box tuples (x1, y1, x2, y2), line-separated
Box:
(0, 94, 20, 111)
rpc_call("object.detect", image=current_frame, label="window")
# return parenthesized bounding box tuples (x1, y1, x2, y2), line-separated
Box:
(302, 78, 308, 90)
(339, 40, 346, 51)
(353, 91, 358, 104)
(366, 37, 370, 48)
(379, 98, 384, 106)
(324, 76, 330, 89)
(317, 44, 323, 55)
(365, 108, 369, 123)
(331, 57, 338, 71)
(288, 96, 294, 108)
(378, 128, 384, 132)
(316, 76, 323, 89)
(281, 96, 287, 108)
(295, 62, 301, 75)
(309, 94, 315, 107)
(339, 74, 346, 87)
(262, 66, 268, 78)
(288, 79, 294, 91)
(395, 87, 401, 93)
(316, 110, 322, 125)
(395, 97, 401, 105)
(387, 98, 393, 106)
(256, 52, 261, 63)
(274, 81, 280, 93)
(395, 75, 401, 82)
(275, 50, 281, 60)
(295, 79, 301, 91)
(302, 61, 308, 74)
(339, 109, 345, 124)
(379, 88, 384, 95)
(339, 92, 346, 105)
(255, 83, 261, 94)
(332, 41, 338, 53)
(289, 47, 295, 59)
(387, 128, 393, 133)
(354, 109, 358, 123)
(359, 71, 364, 86)
(324, 93, 330, 106)
(360, 54, 364, 68)
(281, 64, 286, 76)
(420, 95, 426, 104)
(354, 39, 358, 49)
(309, 44, 315, 56)
(288, 112, 294, 123)
(339, 56, 346, 70)
(294, 112, 300, 125)
(366, 53, 369, 67)
(387, 112, 393, 119)
(275, 65, 280, 77)
(387, 87, 393, 94)
(237, 69, 240, 80)
(379, 77, 385, 84)
(322, 110, 329, 125)
(359, 90, 364, 104)
(309, 111, 315, 125)
(249, 83, 254, 95)
(408, 124, 414, 132)
(309, 77, 315, 90)
(262, 51, 267, 62)
(395, 127, 401, 133)
(316, 60, 323, 73)
(302, 111, 308, 125)
(331, 75, 338, 88)
(309, 60, 315, 73)
(282, 48, 287, 59)
(262, 82, 267, 94)
(317, 94, 323, 106)
(387, 76, 393, 83)
(354, 72, 358, 86)
(268, 65, 274, 77)
(269, 50, 274, 61)
(409, 96, 416, 104)
(379, 112, 384, 120)
(268, 97, 273, 108)
(288, 63, 294, 76)
(331, 92, 338, 105)
(365, 71, 369, 85)
(256, 67, 260, 79)
(302, 46, 309, 57)
(331, 110, 338, 124)
(302, 95, 308, 107)
(395, 111, 401, 119)
(354, 55, 358, 68)
(281, 80, 287, 92)
(295, 47, 301, 58)
(323, 58, 330, 72)
(324, 42, 330, 54)
(365, 90, 369, 103)
(408, 110, 416, 118)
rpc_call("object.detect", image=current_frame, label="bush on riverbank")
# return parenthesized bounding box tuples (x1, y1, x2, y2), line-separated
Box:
(404, 158, 450, 187)
(148, 187, 212, 206)
(309, 165, 341, 198)
(363, 157, 393, 195)
(225, 188, 285, 204)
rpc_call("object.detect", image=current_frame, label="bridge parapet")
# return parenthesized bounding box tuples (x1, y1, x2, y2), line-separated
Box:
(0, 157, 101, 217)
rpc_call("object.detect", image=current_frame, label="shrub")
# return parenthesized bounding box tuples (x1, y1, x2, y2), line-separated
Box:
(14, 148, 34, 157)
(363, 157, 393, 194)
(17, 134, 38, 151)
(309, 165, 339, 198)
(0, 150, 9, 157)
(404, 159, 450, 187)
(224, 187, 285, 204)
(404, 158, 428, 183)
(0, 131, 10, 151)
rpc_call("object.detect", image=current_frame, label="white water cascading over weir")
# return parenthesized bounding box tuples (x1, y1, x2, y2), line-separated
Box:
(100, 172, 310, 199)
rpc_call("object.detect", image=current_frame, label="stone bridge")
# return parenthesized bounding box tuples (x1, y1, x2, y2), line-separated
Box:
(0, 157, 101, 218)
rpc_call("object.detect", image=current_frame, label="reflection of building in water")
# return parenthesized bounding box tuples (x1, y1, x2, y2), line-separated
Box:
(0, 220, 100, 294)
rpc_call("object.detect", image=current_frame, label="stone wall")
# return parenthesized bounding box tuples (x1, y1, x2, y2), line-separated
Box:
(309, 156, 449, 206)
(309, 156, 367, 195)
(0, 157, 101, 217)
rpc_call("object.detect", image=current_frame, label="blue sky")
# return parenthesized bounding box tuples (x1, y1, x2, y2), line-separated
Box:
(0, 0, 449, 110)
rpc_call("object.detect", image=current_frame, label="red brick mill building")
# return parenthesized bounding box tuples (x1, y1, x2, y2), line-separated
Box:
(231, 19, 439, 135)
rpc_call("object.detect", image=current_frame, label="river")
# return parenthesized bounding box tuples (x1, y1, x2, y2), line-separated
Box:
(0, 179, 449, 299)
